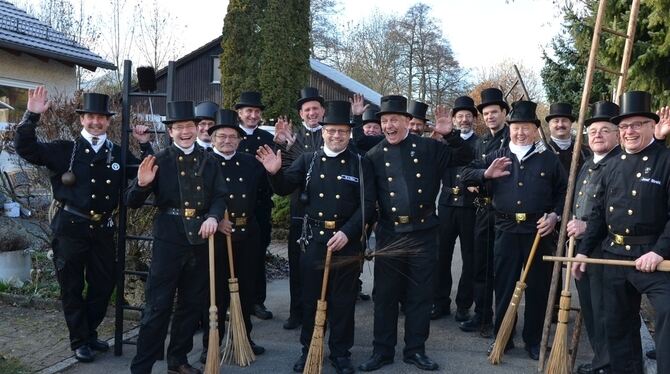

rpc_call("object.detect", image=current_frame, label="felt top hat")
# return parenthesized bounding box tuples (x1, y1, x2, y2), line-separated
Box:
(234, 91, 265, 110)
(207, 109, 245, 137)
(545, 102, 576, 122)
(362, 104, 381, 124)
(585, 101, 620, 127)
(296, 87, 324, 109)
(408, 100, 429, 121)
(477, 88, 509, 113)
(321, 101, 353, 126)
(611, 91, 659, 125)
(194, 101, 219, 120)
(164, 101, 196, 125)
(75, 93, 115, 116)
(376, 95, 410, 118)
(452, 96, 477, 117)
(507, 100, 541, 127)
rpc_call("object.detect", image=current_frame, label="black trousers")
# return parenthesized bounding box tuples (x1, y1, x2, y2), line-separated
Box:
(52, 232, 115, 350)
(575, 247, 609, 370)
(299, 236, 359, 358)
(372, 227, 437, 357)
(603, 252, 670, 374)
(130, 239, 207, 373)
(202, 231, 260, 350)
(492, 230, 552, 345)
(288, 219, 303, 321)
(472, 208, 495, 322)
(435, 205, 476, 311)
(254, 204, 272, 306)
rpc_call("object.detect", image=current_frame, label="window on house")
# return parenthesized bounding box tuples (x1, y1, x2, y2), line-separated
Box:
(0, 84, 30, 128)
(212, 56, 221, 84)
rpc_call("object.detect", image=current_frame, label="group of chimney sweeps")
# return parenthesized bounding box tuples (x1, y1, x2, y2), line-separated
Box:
(14, 84, 670, 374)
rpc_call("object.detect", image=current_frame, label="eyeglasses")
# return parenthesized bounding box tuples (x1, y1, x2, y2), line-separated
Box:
(618, 120, 653, 131)
(171, 124, 196, 131)
(587, 128, 616, 136)
(214, 134, 239, 140)
(324, 128, 351, 136)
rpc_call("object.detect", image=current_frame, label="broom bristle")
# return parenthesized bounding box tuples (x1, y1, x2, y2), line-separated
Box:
(204, 305, 220, 374)
(222, 279, 255, 367)
(489, 281, 526, 364)
(303, 300, 327, 374)
(545, 292, 572, 374)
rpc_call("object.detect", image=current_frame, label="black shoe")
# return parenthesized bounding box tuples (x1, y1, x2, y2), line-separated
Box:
(454, 308, 470, 322)
(253, 304, 273, 320)
(525, 344, 540, 360)
(358, 353, 394, 371)
(74, 345, 94, 363)
(283, 316, 302, 330)
(359, 291, 371, 301)
(458, 315, 481, 332)
(88, 338, 109, 352)
(330, 356, 355, 374)
(479, 322, 493, 338)
(403, 353, 439, 371)
(487, 339, 514, 355)
(250, 340, 265, 355)
(577, 363, 593, 374)
(646, 349, 656, 360)
(167, 363, 202, 374)
(293, 354, 307, 373)
(430, 305, 448, 320)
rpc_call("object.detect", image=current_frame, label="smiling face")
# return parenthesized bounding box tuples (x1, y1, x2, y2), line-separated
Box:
(587, 121, 619, 155)
(299, 100, 325, 128)
(381, 113, 410, 145)
(453, 109, 475, 134)
(408, 117, 427, 135)
(237, 106, 261, 129)
(197, 119, 215, 143)
(168, 120, 197, 148)
(80, 113, 111, 136)
(481, 105, 506, 133)
(212, 127, 241, 155)
(363, 122, 382, 136)
(509, 122, 537, 146)
(618, 115, 656, 153)
(321, 124, 351, 152)
(549, 117, 573, 140)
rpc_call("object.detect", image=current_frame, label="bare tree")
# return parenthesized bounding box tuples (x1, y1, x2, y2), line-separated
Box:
(310, 0, 341, 60)
(474, 59, 545, 102)
(98, 0, 138, 91)
(135, 0, 183, 71)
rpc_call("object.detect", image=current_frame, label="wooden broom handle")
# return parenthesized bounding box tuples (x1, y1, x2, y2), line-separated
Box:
(562, 236, 576, 291)
(224, 210, 235, 279)
(208, 235, 216, 306)
(319, 247, 334, 302)
(543, 256, 670, 272)
(520, 231, 542, 283)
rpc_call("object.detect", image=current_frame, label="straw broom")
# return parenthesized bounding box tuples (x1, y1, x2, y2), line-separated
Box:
(545, 236, 576, 374)
(303, 247, 334, 374)
(222, 211, 255, 367)
(204, 235, 220, 374)
(489, 230, 542, 364)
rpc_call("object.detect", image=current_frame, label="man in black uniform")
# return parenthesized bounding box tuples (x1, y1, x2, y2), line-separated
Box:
(358, 95, 473, 372)
(408, 100, 430, 136)
(574, 91, 670, 374)
(432, 95, 479, 321)
(14, 87, 152, 363)
(194, 101, 219, 150)
(566, 100, 620, 374)
(234, 91, 275, 320)
(257, 100, 376, 374)
(459, 88, 510, 338)
(273, 87, 326, 330)
(546, 102, 590, 172)
(463, 100, 566, 360)
(127, 101, 227, 374)
(199, 108, 268, 363)
(361, 105, 382, 136)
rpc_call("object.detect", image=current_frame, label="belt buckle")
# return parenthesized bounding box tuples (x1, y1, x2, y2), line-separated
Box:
(613, 233, 625, 245)
(235, 217, 247, 226)
(451, 186, 460, 195)
(91, 213, 102, 222)
(184, 208, 196, 218)
(515, 213, 526, 223)
(324, 220, 336, 229)
(398, 216, 410, 224)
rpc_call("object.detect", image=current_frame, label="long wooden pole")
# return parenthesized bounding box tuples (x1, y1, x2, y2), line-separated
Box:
(544, 256, 670, 272)
(615, 0, 641, 100)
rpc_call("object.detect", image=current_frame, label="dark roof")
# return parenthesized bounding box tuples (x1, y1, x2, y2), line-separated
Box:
(310, 58, 381, 105)
(155, 36, 222, 78)
(0, 0, 115, 71)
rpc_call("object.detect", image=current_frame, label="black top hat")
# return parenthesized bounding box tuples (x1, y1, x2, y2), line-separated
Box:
(195, 101, 219, 120)
(164, 101, 196, 125)
(376, 95, 410, 118)
(321, 101, 353, 126)
(585, 101, 620, 127)
(507, 100, 540, 127)
(452, 96, 477, 117)
(408, 100, 429, 121)
(611, 91, 659, 125)
(362, 104, 380, 124)
(234, 91, 265, 110)
(207, 109, 245, 137)
(477, 88, 510, 113)
(75, 93, 115, 116)
(545, 102, 576, 122)
(296, 87, 325, 109)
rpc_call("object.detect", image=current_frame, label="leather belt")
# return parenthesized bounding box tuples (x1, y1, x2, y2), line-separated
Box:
(496, 211, 544, 224)
(474, 196, 492, 208)
(608, 232, 657, 246)
(62, 204, 109, 222)
(307, 217, 344, 230)
(160, 207, 204, 218)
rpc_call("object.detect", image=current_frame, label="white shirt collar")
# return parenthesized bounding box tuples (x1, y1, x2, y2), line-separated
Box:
(460, 130, 474, 140)
(197, 138, 212, 149)
(240, 125, 257, 135)
(509, 142, 532, 161)
(551, 136, 572, 150)
(625, 139, 655, 154)
(213, 148, 235, 160)
(323, 145, 345, 157)
(303, 122, 322, 132)
(174, 143, 195, 155)
(80, 129, 106, 153)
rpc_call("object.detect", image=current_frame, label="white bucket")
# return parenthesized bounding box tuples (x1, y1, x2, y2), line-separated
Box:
(3, 202, 20, 218)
